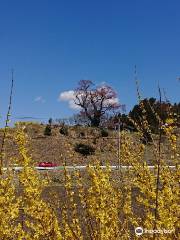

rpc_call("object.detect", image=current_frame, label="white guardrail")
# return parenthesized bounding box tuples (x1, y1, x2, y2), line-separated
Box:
(2, 165, 177, 171)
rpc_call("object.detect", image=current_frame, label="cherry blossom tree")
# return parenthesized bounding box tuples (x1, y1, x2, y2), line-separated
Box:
(74, 80, 120, 127)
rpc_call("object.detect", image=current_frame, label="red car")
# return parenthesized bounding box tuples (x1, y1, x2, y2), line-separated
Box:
(38, 162, 58, 167)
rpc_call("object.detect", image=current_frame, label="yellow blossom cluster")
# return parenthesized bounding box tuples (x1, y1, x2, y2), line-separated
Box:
(0, 104, 179, 239)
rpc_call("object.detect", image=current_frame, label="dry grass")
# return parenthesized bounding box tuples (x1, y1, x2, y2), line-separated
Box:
(0, 122, 179, 167)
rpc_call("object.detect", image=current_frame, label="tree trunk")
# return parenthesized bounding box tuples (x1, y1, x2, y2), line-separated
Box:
(90, 117, 101, 127)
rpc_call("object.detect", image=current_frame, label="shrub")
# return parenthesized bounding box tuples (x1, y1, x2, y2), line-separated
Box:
(48, 118, 53, 125)
(59, 125, 68, 136)
(100, 128, 109, 137)
(140, 131, 152, 144)
(79, 131, 85, 138)
(74, 143, 95, 156)
(44, 125, 52, 136)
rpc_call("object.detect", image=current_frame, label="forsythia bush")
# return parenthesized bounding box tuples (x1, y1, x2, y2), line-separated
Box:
(0, 109, 179, 239)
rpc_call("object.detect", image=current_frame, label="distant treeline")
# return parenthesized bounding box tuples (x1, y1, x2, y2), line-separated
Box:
(112, 98, 180, 134)
(53, 97, 180, 133)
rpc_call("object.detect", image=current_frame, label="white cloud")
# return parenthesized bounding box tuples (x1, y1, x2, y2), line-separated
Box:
(105, 97, 119, 105)
(34, 96, 46, 103)
(58, 90, 81, 110)
(69, 100, 81, 110)
(58, 90, 75, 101)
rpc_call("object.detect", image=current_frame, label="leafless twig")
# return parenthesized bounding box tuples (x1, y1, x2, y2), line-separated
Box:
(0, 69, 14, 174)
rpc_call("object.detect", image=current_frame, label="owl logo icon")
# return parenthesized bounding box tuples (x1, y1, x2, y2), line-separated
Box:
(135, 227, 144, 236)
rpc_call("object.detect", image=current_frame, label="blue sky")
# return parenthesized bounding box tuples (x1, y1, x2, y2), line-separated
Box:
(0, 0, 180, 125)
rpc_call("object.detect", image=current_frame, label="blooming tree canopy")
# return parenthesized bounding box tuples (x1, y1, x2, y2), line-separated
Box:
(74, 80, 120, 127)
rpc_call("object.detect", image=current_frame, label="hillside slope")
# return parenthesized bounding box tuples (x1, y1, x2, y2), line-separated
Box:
(0, 122, 179, 166)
